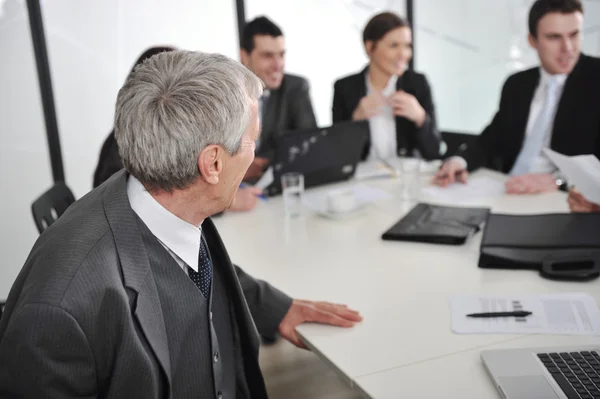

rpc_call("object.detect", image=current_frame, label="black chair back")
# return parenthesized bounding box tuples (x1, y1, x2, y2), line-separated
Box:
(31, 182, 76, 234)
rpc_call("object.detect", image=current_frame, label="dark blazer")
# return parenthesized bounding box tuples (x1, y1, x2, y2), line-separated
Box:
(332, 67, 441, 160)
(456, 53, 600, 173)
(258, 73, 318, 159)
(0, 171, 291, 398)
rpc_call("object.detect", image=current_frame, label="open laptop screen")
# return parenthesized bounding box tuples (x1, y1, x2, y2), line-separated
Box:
(264, 120, 369, 196)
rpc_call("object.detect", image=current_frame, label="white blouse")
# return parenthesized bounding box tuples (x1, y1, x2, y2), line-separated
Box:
(365, 73, 398, 161)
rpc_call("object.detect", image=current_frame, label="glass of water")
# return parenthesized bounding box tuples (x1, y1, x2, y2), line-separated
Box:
(281, 172, 304, 218)
(399, 157, 422, 201)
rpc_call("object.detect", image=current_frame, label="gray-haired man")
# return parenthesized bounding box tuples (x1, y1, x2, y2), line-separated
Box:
(0, 51, 361, 398)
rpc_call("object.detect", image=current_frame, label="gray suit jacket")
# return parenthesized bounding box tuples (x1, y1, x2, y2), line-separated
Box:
(0, 171, 292, 398)
(258, 73, 318, 160)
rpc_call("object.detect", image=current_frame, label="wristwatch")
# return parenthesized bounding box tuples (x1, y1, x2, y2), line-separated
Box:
(552, 170, 568, 191)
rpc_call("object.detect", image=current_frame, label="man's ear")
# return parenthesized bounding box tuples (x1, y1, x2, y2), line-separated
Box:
(240, 49, 250, 66)
(528, 33, 538, 50)
(198, 145, 223, 185)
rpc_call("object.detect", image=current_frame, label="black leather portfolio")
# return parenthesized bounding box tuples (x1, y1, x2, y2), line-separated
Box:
(479, 213, 600, 281)
(381, 203, 490, 245)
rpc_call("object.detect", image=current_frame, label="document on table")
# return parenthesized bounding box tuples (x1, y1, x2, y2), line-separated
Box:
(255, 167, 274, 190)
(544, 148, 600, 204)
(449, 293, 600, 335)
(355, 161, 396, 180)
(421, 176, 505, 203)
(302, 184, 392, 213)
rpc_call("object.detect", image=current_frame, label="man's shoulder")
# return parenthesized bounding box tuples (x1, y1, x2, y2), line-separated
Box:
(579, 54, 600, 78)
(15, 184, 120, 310)
(504, 66, 539, 87)
(281, 73, 310, 92)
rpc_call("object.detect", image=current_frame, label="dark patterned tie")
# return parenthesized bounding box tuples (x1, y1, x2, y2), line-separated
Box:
(188, 238, 212, 298)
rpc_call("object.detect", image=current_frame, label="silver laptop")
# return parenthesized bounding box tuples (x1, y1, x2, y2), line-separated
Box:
(482, 345, 600, 398)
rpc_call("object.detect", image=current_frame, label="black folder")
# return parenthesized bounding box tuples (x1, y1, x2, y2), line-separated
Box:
(479, 213, 600, 281)
(381, 203, 490, 245)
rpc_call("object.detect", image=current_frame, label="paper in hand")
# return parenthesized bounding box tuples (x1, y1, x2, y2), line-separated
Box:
(544, 149, 600, 204)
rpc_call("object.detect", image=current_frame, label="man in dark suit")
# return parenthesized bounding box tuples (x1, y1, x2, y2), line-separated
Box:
(240, 16, 318, 179)
(434, 0, 600, 195)
(0, 51, 361, 398)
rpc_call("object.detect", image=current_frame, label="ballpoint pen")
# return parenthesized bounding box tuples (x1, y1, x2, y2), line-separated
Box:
(466, 311, 533, 318)
(239, 182, 268, 201)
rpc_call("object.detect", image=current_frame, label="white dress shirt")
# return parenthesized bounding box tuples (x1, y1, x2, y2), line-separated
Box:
(454, 67, 568, 174)
(127, 175, 202, 273)
(365, 73, 398, 161)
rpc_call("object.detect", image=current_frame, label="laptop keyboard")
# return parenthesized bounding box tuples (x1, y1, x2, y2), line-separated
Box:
(538, 351, 600, 399)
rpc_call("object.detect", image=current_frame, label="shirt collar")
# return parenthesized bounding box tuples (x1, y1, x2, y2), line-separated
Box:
(127, 175, 202, 272)
(539, 67, 568, 88)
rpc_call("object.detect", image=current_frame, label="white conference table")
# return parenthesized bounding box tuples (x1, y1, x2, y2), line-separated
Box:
(213, 169, 599, 398)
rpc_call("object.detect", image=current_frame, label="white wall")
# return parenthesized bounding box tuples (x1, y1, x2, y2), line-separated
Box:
(0, 0, 53, 297)
(246, 0, 406, 127)
(0, 0, 239, 298)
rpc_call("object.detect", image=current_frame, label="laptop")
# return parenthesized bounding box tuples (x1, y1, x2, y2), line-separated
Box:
(482, 345, 600, 398)
(263, 120, 369, 196)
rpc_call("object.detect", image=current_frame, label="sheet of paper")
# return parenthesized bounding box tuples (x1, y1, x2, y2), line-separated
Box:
(355, 161, 395, 180)
(303, 184, 392, 214)
(421, 176, 505, 203)
(544, 148, 600, 204)
(254, 167, 274, 190)
(382, 157, 442, 175)
(450, 293, 600, 335)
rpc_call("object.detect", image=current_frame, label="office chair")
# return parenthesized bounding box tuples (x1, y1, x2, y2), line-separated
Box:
(31, 181, 76, 234)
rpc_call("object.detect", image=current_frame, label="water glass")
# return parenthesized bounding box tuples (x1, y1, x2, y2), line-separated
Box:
(281, 172, 304, 218)
(399, 157, 422, 201)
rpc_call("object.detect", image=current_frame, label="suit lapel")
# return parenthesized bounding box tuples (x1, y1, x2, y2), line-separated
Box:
(356, 66, 368, 104)
(550, 55, 585, 149)
(513, 69, 540, 151)
(102, 171, 172, 388)
(202, 218, 260, 353)
(261, 88, 281, 145)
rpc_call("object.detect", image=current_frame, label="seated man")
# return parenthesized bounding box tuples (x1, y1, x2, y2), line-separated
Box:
(0, 51, 361, 397)
(94, 46, 263, 212)
(434, 0, 600, 194)
(568, 189, 600, 212)
(240, 16, 318, 179)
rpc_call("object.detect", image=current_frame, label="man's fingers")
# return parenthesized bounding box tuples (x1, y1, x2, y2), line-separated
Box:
(311, 302, 363, 321)
(304, 307, 356, 328)
(432, 172, 451, 186)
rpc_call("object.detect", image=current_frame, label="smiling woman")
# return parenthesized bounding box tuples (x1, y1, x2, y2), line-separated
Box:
(332, 11, 442, 162)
